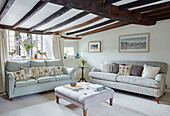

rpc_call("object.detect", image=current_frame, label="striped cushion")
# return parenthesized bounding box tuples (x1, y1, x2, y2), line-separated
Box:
(89, 72, 118, 82)
(117, 75, 161, 88)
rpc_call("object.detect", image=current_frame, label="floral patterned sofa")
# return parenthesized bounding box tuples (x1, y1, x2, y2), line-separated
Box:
(89, 61, 168, 103)
(5, 60, 75, 100)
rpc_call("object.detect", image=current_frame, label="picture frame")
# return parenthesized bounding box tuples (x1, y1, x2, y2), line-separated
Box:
(119, 33, 150, 53)
(88, 41, 101, 53)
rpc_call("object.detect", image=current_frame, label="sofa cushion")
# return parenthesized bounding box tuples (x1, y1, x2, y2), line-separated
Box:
(15, 78, 38, 87)
(55, 74, 71, 81)
(45, 60, 63, 67)
(130, 65, 143, 77)
(118, 65, 132, 75)
(35, 76, 56, 83)
(117, 75, 160, 88)
(45, 66, 55, 76)
(30, 60, 46, 67)
(12, 69, 27, 81)
(6, 61, 30, 72)
(54, 66, 63, 75)
(21, 67, 33, 78)
(32, 67, 46, 78)
(89, 72, 118, 82)
(101, 64, 110, 73)
(112, 63, 119, 74)
(142, 64, 161, 79)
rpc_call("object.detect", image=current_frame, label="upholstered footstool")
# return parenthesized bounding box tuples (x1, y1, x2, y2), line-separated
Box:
(55, 82, 114, 116)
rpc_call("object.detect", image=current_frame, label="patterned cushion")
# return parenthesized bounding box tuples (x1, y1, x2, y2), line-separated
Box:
(142, 64, 161, 79)
(89, 72, 118, 82)
(54, 66, 63, 75)
(118, 65, 132, 75)
(21, 67, 33, 78)
(12, 70, 27, 81)
(117, 75, 161, 88)
(32, 67, 46, 78)
(45, 66, 55, 76)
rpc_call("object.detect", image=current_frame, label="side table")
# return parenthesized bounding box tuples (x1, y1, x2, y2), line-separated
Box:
(78, 67, 88, 82)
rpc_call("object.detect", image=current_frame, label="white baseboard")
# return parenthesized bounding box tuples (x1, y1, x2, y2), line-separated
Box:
(165, 88, 170, 93)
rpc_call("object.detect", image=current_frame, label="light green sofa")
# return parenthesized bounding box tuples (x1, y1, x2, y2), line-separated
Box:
(89, 61, 168, 104)
(5, 60, 76, 100)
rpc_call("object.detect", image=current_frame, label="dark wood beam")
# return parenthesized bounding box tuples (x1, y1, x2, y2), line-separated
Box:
(40, 0, 156, 26)
(29, 7, 71, 32)
(55, 16, 103, 33)
(156, 16, 170, 21)
(0, 24, 52, 35)
(153, 12, 170, 20)
(61, 35, 81, 40)
(132, 1, 170, 13)
(119, 0, 161, 10)
(67, 20, 115, 35)
(104, 0, 121, 4)
(76, 22, 129, 36)
(0, 0, 15, 21)
(143, 7, 170, 16)
(13, 1, 47, 29)
(43, 12, 89, 33)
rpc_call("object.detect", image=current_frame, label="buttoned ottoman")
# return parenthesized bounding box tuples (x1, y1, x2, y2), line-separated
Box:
(55, 82, 114, 116)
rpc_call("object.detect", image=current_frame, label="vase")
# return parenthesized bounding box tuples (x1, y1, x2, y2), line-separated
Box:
(82, 62, 85, 66)
(75, 52, 80, 59)
(26, 48, 31, 58)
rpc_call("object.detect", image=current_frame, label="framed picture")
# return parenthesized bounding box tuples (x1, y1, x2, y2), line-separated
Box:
(88, 41, 101, 53)
(119, 33, 150, 53)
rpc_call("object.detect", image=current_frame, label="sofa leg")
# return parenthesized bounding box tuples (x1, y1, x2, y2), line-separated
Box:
(163, 92, 166, 95)
(110, 98, 113, 106)
(82, 109, 88, 116)
(56, 96, 59, 104)
(156, 97, 159, 104)
(9, 98, 13, 102)
(45, 91, 48, 94)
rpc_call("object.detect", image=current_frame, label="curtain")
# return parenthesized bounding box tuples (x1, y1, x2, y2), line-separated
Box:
(0, 29, 8, 93)
(52, 35, 64, 65)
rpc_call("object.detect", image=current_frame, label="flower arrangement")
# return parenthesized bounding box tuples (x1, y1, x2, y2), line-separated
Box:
(80, 58, 87, 66)
(15, 34, 37, 51)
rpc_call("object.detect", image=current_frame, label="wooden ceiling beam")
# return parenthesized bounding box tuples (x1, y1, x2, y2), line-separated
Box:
(40, 0, 156, 26)
(55, 16, 103, 33)
(43, 12, 89, 33)
(119, 0, 161, 10)
(0, 24, 52, 35)
(104, 0, 121, 4)
(12, 1, 47, 29)
(76, 22, 129, 36)
(156, 16, 170, 21)
(61, 35, 81, 40)
(143, 7, 170, 16)
(67, 20, 115, 35)
(153, 12, 170, 20)
(132, 1, 170, 13)
(0, 0, 15, 21)
(29, 7, 71, 32)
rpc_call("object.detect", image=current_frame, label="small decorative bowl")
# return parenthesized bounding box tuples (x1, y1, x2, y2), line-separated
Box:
(70, 82, 76, 87)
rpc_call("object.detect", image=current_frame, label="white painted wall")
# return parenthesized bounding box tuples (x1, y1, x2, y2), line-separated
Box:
(79, 19, 170, 89)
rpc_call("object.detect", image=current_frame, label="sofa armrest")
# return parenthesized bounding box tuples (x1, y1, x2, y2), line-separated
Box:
(5, 71, 15, 98)
(63, 67, 76, 81)
(91, 68, 101, 72)
(155, 73, 166, 92)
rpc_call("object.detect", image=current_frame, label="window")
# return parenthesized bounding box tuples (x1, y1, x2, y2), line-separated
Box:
(8, 30, 43, 57)
(64, 47, 74, 55)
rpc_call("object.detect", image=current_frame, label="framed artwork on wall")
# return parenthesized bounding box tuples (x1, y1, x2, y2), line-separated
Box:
(88, 41, 101, 53)
(119, 33, 150, 53)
